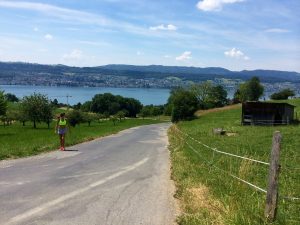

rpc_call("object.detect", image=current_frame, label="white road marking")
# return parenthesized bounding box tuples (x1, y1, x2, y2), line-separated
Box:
(58, 171, 107, 179)
(5, 157, 149, 225)
(138, 140, 162, 144)
(0, 181, 30, 186)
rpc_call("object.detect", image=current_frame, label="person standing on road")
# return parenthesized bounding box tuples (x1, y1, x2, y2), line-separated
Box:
(55, 113, 69, 151)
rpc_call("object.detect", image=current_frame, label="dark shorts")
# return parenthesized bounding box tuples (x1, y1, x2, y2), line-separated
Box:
(58, 128, 67, 135)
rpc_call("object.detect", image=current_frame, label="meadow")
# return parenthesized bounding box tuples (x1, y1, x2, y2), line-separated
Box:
(169, 99, 300, 225)
(0, 118, 164, 160)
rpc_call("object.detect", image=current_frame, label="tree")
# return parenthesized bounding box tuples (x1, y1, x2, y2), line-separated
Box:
(83, 112, 97, 126)
(163, 103, 173, 116)
(51, 98, 59, 107)
(191, 81, 213, 109)
(5, 93, 19, 102)
(16, 110, 29, 126)
(191, 82, 228, 109)
(2, 108, 19, 126)
(0, 91, 7, 117)
(91, 93, 118, 114)
(123, 98, 142, 117)
(169, 88, 198, 123)
(67, 110, 84, 127)
(140, 107, 151, 119)
(210, 85, 228, 107)
(234, 77, 264, 102)
(90, 93, 142, 117)
(21, 93, 53, 128)
(110, 115, 118, 125)
(247, 77, 264, 101)
(81, 101, 92, 112)
(270, 89, 295, 100)
(115, 111, 126, 121)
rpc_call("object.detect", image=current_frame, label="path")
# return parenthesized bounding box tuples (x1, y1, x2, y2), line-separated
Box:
(0, 123, 176, 225)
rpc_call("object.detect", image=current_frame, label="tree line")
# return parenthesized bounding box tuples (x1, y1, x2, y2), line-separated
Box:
(0, 92, 142, 128)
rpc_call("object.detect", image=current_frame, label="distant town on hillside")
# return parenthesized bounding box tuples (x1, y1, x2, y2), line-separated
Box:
(1, 62, 300, 96)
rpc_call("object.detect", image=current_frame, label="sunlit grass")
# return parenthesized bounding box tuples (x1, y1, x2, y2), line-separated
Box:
(169, 99, 300, 225)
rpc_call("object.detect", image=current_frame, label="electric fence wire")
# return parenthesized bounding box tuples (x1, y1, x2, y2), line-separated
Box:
(174, 126, 270, 166)
(172, 126, 300, 202)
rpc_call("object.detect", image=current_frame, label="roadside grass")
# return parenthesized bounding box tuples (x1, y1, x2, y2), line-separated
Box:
(169, 99, 300, 225)
(0, 118, 164, 160)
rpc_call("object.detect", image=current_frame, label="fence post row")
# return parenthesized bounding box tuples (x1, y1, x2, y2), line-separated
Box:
(265, 131, 282, 222)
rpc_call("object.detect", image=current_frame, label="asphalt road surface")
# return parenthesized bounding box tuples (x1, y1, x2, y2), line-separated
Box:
(0, 123, 177, 225)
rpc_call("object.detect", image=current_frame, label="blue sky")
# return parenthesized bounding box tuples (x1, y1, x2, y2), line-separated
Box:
(0, 0, 299, 72)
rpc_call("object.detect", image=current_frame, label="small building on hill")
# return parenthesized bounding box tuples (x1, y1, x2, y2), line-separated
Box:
(242, 102, 295, 125)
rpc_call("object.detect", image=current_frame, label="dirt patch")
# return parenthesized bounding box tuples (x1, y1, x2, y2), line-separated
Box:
(183, 185, 227, 224)
(195, 104, 241, 117)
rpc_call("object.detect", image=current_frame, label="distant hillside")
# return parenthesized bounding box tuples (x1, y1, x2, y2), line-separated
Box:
(102, 64, 300, 82)
(0, 62, 299, 84)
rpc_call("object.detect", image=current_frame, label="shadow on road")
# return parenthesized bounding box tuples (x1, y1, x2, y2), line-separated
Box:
(63, 149, 79, 152)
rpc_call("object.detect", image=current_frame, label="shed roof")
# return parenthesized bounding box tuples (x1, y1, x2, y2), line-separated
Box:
(243, 101, 295, 108)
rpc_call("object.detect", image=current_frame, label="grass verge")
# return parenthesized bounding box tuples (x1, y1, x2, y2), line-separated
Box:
(0, 118, 165, 160)
(169, 99, 300, 225)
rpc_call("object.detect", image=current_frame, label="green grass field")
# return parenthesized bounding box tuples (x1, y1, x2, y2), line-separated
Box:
(0, 118, 165, 160)
(169, 99, 300, 225)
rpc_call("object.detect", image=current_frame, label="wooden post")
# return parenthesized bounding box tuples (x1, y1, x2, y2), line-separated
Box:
(265, 131, 282, 222)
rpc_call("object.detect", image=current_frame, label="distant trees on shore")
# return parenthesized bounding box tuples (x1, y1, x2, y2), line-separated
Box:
(270, 88, 295, 100)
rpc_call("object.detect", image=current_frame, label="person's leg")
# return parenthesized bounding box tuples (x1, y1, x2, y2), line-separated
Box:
(59, 134, 63, 150)
(61, 134, 65, 150)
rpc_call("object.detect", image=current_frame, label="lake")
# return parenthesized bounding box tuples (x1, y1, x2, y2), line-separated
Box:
(0, 85, 171, 105)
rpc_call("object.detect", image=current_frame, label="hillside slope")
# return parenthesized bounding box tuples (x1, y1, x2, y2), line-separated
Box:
(169, 99, 300, 225)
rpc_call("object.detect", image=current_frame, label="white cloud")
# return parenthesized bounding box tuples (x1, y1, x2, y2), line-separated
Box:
(0, 1, 180, 39)
(164, 55, 171, 58)
(136, 51, 144, 56)
(63, 49, 83, 60)
(224, 48, 249, 60)
(176, 51, 192, 61)
(33, 27, 39, 32)
(196, 0, 244, 12)
(0, 1, 108, 25)
(265, 28, 290, 33)
(44, 34, 53, 40)
(149, 24, 177, 31)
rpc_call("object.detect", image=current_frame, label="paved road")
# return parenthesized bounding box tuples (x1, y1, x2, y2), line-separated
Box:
(0, 123, 177, 225)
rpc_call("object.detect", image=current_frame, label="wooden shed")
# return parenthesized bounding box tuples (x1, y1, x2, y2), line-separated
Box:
(242, 102, 295, 125)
